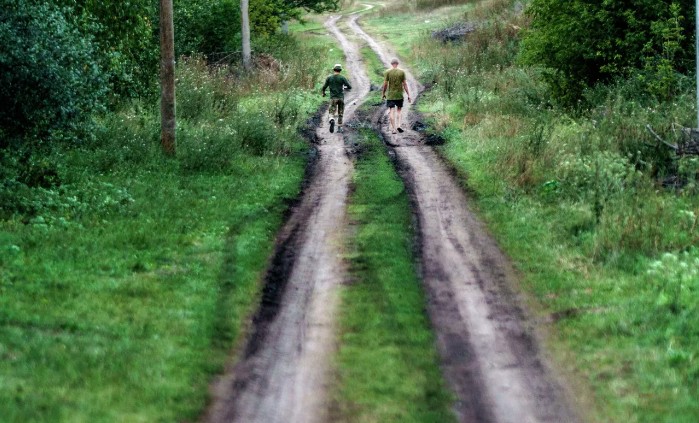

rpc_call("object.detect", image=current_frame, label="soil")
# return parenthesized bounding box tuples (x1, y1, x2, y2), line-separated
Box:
(203, 9, 583, 423)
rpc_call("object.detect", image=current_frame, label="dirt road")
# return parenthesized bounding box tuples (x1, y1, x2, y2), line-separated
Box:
(204, 8, 581, 423)
(203, 14, 370, 423)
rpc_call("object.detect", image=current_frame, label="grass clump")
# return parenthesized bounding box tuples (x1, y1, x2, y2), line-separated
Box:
(333, 127, 455, 423)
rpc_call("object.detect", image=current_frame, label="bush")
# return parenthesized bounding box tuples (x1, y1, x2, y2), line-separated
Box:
(0, 0, 106, 145)
(52, 0, 159, 103)
(521, 0, 695, 106)
(175, 0, 241, 57)
(176, 56, 238, 121)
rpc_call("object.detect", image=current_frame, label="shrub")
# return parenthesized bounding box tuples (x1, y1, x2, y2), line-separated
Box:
(520, 0, 695, 106)
(53, 0, 159, 103)
(176, 56, 238, 121)
(175, 0, 241, 57)
(0, 0, 107, 146)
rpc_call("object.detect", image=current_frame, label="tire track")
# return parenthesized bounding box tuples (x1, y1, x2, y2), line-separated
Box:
(202, 14, 369, 423)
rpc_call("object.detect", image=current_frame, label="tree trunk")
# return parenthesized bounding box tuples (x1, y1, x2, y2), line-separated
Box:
(160, 0, 176, 156)
(241, 0, 251, 69)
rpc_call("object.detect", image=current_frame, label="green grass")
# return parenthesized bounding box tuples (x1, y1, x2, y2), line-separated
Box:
(333, 126, 456, 423)
(360, 46, 386, 86)
(0, 154, 306, 422)
(0, 28, 332, 421)
(358, 1, 474, 60)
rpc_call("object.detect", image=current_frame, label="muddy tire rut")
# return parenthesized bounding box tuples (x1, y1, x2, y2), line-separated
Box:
(204, 10, 582, 423)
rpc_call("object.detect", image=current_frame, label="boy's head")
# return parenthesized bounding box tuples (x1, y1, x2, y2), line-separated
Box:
(390, 58, 399, 68)
(333, 64, 342, 72)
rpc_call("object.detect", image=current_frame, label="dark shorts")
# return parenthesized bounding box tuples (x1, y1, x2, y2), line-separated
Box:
(386, 99, 404, 109)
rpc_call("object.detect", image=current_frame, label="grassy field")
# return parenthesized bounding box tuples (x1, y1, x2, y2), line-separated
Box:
(0, 157, 305, 422)
(0, 32, 331, 421)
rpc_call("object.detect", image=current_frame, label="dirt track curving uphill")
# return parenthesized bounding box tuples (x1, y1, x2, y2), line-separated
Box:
(203, 14, 370, 423)
(204, 8, 582, 423)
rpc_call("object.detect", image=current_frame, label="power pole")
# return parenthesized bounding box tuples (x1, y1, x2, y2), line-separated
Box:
(241, 0, 251, 69)
(160, 0, 176, 156)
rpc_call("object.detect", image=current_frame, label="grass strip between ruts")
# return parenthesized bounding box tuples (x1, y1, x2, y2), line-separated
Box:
(333, 126, 456, 423)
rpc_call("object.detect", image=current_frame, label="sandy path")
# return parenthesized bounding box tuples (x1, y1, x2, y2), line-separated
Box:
(203, 15, 370, 423)
(346, 14, 582, 423)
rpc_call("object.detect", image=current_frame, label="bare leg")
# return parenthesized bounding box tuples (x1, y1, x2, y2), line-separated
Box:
(396, 107, 403, 131)
(388, 107, 397, 133)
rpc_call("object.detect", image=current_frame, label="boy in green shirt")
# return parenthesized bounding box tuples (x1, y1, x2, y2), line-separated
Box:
(321, 64, 352, 133)
(381, 58, 411, 134)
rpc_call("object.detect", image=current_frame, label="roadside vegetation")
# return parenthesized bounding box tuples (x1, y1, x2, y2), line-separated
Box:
(360, 0, 699, 421)
(1, 1, 338, 420)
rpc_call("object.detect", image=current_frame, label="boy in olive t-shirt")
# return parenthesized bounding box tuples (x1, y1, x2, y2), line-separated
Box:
(382, 58, 411, 134)
(321, 64, 352, 133)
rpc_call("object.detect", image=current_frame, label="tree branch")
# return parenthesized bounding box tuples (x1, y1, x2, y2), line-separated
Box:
(646, 124, 678, 150)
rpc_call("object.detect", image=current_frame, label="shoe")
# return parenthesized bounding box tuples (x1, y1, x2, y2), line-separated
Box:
(397, 127, 404, 133)
(329, 118, 335, 133)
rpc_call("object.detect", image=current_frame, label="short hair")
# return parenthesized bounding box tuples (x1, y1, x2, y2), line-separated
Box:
(391, 58, 399, 65)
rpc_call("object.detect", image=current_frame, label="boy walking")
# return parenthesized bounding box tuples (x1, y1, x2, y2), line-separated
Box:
(321, 64, 352, 133)
(381, 58, 411, 134)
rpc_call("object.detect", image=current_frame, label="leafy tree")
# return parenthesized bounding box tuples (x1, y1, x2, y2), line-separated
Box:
(0, 0, 106, 146)
(54, 0, 159, 102)
(269, 0, 340, 22)
(521, 0, 695, 105)
(174, 0, 241, 58)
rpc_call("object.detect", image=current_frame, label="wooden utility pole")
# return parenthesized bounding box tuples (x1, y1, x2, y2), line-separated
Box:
(160, 0, 176, 155)
(241, 0, 251, 69)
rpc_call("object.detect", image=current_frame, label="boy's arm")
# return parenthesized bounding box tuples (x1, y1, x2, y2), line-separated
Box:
(344, 77, 352, 90)
(402, 80, 411, 102)
(381, 70, 388, 98)
(321, 77, 329, 96)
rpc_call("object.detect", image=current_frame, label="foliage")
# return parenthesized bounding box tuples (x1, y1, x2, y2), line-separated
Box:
(0, 0, 107, 146)
(378, 0, 699, 419)
(54, 0, 159, 102)
(174, 0, 241, 57)
(520, 0, 695, 106)
(174, 0, 339, 59)
(271, 0, 339, 22)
